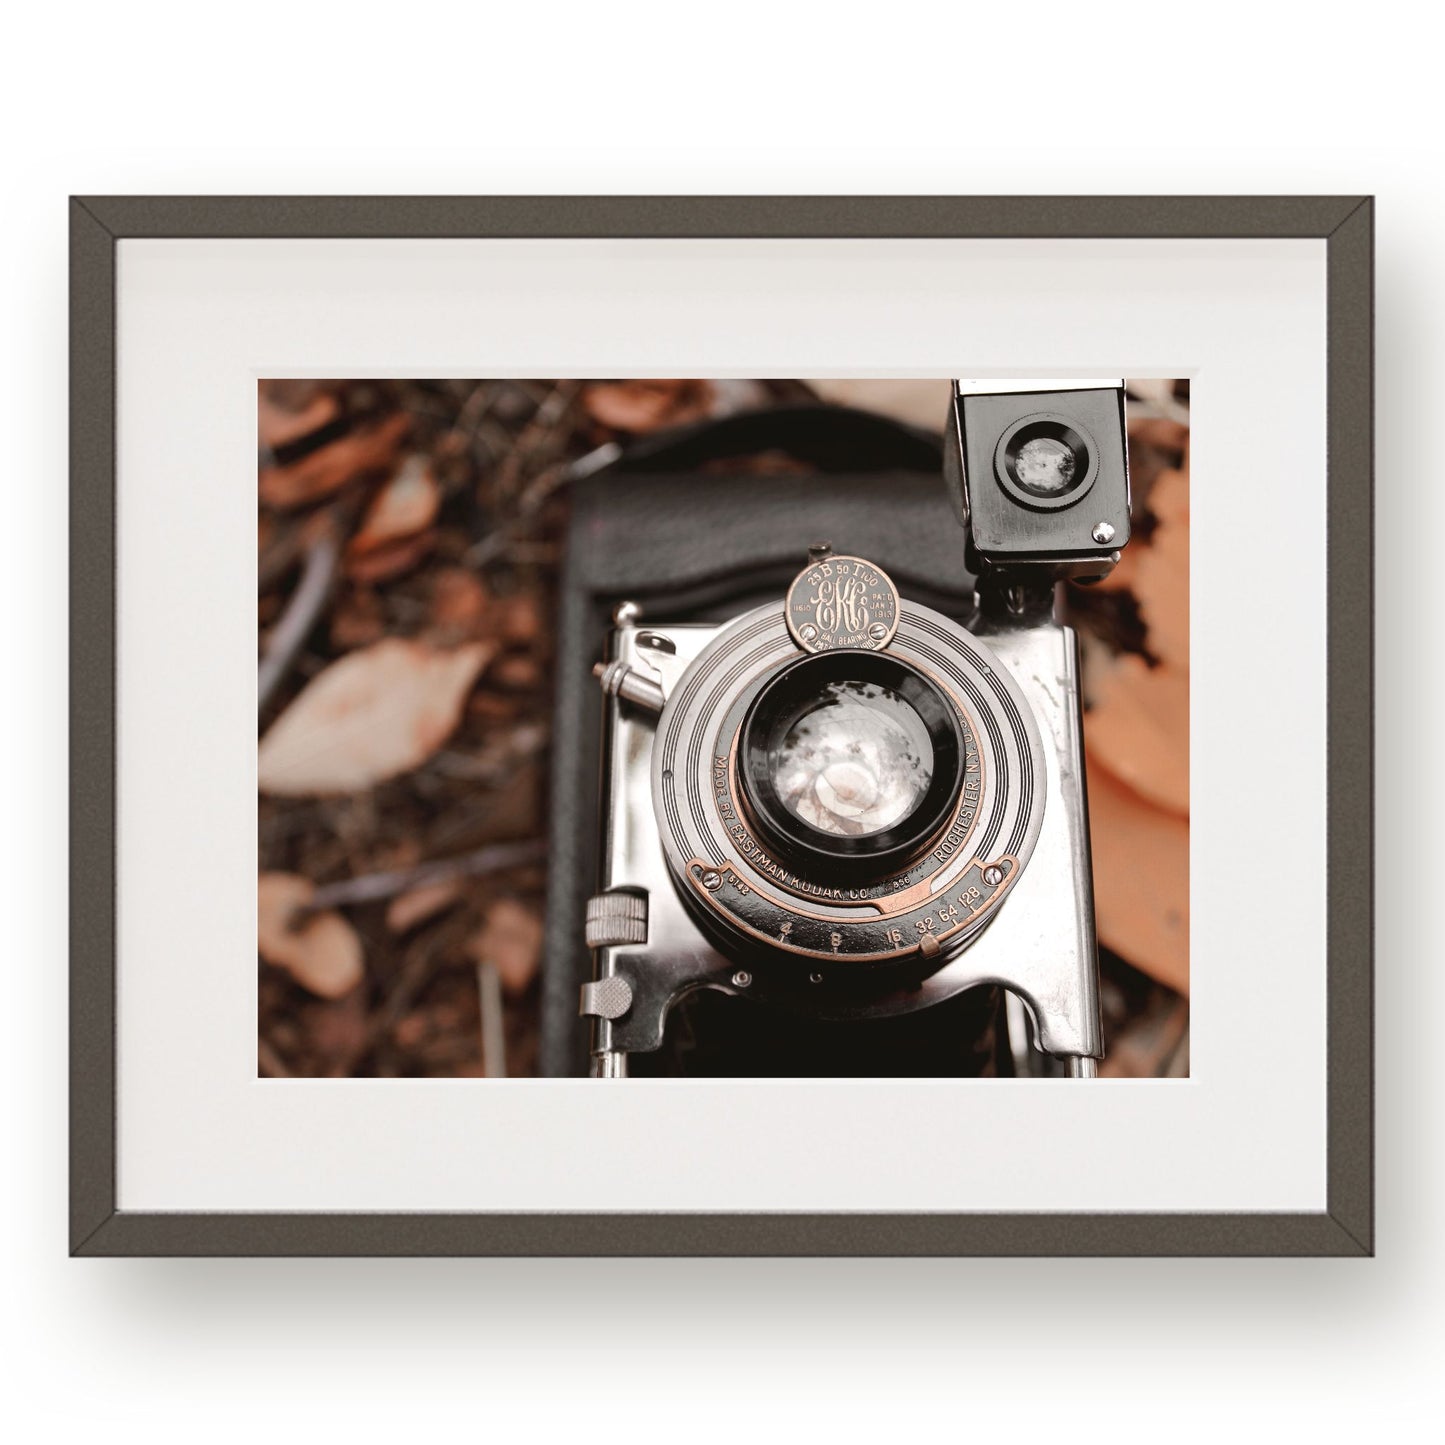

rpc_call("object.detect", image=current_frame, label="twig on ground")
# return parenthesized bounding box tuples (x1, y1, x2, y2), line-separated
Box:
(477, 959, 506, 1078)
(257, 522, 343, 715)
(465, 440, 620, 567)
(306, 838, 547, 913)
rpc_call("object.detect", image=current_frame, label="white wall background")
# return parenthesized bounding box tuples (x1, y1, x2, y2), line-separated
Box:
(2, 3, 1438, 1438)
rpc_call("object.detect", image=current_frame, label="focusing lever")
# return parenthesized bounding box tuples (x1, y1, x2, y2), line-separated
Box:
(593, 657, 666, 715)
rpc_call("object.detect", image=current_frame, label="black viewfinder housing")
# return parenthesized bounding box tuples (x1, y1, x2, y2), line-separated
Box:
(943, 383, 1131, 580)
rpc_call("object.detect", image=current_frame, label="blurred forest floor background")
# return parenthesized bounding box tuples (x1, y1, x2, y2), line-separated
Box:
(258, 378, 1189, 1079)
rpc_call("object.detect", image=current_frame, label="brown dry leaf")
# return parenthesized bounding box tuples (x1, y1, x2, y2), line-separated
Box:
(344, 528, 436, 585)
(258, 873, 365, 998)
(429, 568, 491, 638)
(1134, 468, 1189, 673)
(467, 898, 543, 994)
(583, 379, 715, 434)
(1128, 415, 1190, 457)
(385, 879, 464, 934)
(259, 411, 412, 510)
(1085, 758, 1189, 995)
(259, 388, 340, 451)
(348, 456, 442, 557)
(1086, 653, 1189, 817)
(258, 638, 495, 796)
(1148, 464, 1190, 527)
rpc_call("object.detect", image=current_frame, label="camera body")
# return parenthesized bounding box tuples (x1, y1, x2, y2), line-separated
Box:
(580, 381, 1130, 1078)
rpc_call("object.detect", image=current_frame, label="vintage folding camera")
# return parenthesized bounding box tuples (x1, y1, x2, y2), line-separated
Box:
(580, 380, 1130, 1078)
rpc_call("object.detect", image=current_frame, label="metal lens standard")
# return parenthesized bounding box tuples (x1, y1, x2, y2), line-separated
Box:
(770, 680, 934, 837)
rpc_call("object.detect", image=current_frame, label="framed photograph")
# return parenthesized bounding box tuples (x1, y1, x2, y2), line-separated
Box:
(71, 196, 1372, 1255)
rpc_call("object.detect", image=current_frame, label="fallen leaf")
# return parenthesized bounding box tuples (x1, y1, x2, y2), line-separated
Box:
(1147, 464, 1190, 526)
(344, 528, 436, 584)
(259, 410, 412, 510)
(385, 878, 464, 934)
(1086, 653, 1189, 817)
(259, 387, 340, 450)
(466, 898, 543, 994)
(1085, 758, 1189, 995)
(429, 568, 491, 637)
(1125, 411, 1189, 514)
(1133, 468, 1189, 673)
(348, 456, 442, 557)
(258, 638, 495, 796)
(258, 873, 364, 998)
(583, 379, 715, 433)
(1128, 415, 1190, 457)
(804, 378, 952, 431)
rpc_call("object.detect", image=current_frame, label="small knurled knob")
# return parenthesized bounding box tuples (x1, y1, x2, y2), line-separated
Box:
(585, 891, 648, 948)
(578, 974, 634, 1021)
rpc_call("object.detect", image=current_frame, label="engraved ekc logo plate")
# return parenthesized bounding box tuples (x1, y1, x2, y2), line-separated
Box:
(785, 554, 901, 652)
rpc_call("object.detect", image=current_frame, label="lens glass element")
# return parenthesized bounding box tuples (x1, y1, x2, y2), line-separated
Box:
(768, 680, 934, 837)
(1012, 435, 1078, 497)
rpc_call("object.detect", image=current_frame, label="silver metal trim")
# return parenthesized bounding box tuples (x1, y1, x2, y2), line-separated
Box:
(952, 377, 1124, 395)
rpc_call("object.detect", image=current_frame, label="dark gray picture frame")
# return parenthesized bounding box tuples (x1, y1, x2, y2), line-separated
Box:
(70, 196, 1373, 1257)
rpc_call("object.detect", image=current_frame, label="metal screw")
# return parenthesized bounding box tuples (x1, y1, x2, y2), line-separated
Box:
(1091, 522, 1116, 545)
(799, 623, 819, 643)
(807, 542, 833, 564)
(612, 599, 643, 625)
(701, 869, 723, 891)
(868, 622, 888, 641)
(982, 865, 1004, 886)
(732, 970, 752, 988)
(809, 972, 823, 984)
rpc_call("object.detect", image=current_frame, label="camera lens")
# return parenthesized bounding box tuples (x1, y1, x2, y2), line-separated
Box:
(740, 651, 965, 879)
(770, 680, 933, 837)
(1012, 435, 1077, 497)
(994, 414, 1097, 511)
